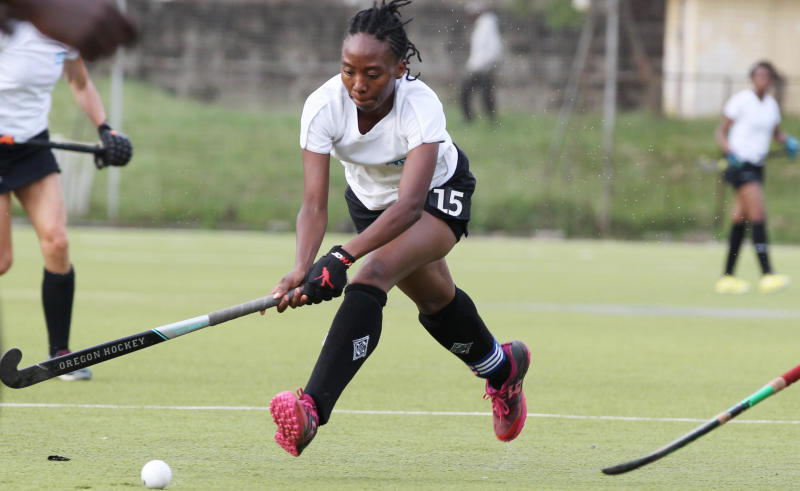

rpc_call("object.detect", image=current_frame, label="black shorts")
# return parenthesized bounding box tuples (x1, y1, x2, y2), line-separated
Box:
(723, 162, 764, 189)
(0, 129, 60, 194)
(345, 145, 476, 241)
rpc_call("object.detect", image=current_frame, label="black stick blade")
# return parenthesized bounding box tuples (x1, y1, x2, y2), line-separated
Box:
(0, 348, 51, 389)
(1, 331, 167, 389)
(0, 348, 22, 387)
(602, 419, 721, 475)
(602, 457, 653, 475)
(0, 294, 284, 389)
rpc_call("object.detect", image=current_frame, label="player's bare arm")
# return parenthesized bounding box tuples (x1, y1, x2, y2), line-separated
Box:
(271, 149, 331, 312)
(63, 58, 107, 127)
(715, 116, 733, 154)
(773, 125, 798, 159)
(773, 125, 788, 144)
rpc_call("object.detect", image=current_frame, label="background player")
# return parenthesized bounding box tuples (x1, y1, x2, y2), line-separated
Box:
(0, 19, 132, 379)
(459, 2, 502, 123)
(714, 60, 797, 294)
(266, 0, 530, 457)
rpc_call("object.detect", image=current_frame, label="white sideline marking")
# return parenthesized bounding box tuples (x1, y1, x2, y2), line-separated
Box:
(1, 403, 798, 425)
(480, 302, 800, 320)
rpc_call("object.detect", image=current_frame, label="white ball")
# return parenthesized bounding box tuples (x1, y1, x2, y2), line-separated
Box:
(141, 459, 172, 489)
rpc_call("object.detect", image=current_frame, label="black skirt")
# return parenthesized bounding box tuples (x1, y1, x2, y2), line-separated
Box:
(0, 129, 60, 194)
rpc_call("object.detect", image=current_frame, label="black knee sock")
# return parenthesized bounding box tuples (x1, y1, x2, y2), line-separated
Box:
(304, 283, 386, 426)
(42, 266, 75, 357)
(752, 222, 772, 274)
(724, 223, 746, 276)
(418, 287, 510, 388)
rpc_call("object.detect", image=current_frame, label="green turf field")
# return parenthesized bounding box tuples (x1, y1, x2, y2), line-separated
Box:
(1, 226, 799, 490)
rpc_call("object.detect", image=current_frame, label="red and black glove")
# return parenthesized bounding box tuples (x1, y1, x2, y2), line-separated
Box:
(96, 123, 133, 168)
(301, 245, 355, 304)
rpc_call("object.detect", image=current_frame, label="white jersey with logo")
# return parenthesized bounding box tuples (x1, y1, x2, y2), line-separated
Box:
(724, 89, 781, 165)
(0, 21, 79, 141)
(300, 75, 458, 210)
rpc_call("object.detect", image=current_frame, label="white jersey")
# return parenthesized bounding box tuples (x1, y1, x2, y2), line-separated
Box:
(300, 75, 458, 210)
(723, 89, 781, 165)
(0, 21, 78, 141)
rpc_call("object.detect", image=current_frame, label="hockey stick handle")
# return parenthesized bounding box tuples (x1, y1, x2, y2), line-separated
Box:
(602, 361, 800, 475)
(208, 294, 283, 326)
(698, 148, 786, 173)
(779, 364, 800, 385)
(0, 135, 103, 154)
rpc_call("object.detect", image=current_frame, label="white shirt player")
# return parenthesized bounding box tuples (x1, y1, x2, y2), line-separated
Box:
(723, 89, 781, 165)
(300, 75, 458, 210)
(0, 21, 79, 141)
(466, 11, 502, 73)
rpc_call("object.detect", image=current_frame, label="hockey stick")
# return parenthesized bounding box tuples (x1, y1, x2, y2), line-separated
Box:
(0, 293, 293, 389)
(602, 363, 800, 475)
(697, 149, 783, 173)
(696, 155, 728, 173)
(0, 134, 104, 155)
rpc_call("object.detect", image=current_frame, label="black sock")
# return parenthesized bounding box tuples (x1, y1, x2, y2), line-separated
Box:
(724, 223, 746, 276)
(752, 222, 772, 274)
(304, 283, 386, 426)
(42, 266, 75, 357)
(418, 287, 510, 388)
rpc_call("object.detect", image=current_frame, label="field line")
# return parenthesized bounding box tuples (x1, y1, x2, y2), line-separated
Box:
(480, 302, 800, 319)
(6, 288, 800, 319)
(1, 403, 798, 425)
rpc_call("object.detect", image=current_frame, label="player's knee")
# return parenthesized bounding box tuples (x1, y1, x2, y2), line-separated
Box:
(351, 259, 390, 288)
(40, 232, 69, 262)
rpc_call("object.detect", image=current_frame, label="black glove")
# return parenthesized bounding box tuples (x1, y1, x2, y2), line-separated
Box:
(301, 245, 355, 304)
(96, 123, 133, 168)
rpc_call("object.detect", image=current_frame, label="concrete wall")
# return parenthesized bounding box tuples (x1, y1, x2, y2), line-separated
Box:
(121, 0, 664, 114)
(663, 0, 800, 117)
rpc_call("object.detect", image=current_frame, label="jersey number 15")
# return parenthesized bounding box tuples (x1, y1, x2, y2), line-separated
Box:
(432, 188, 464, 217)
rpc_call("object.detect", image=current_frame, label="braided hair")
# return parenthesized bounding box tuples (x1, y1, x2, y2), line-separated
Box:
(346, 0, 422, 80)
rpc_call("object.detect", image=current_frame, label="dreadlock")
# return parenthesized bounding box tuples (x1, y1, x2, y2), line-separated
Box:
(346, 0, 422, 80)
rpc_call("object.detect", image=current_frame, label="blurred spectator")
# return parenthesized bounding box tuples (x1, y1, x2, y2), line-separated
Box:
(460, 2, 502, 123)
